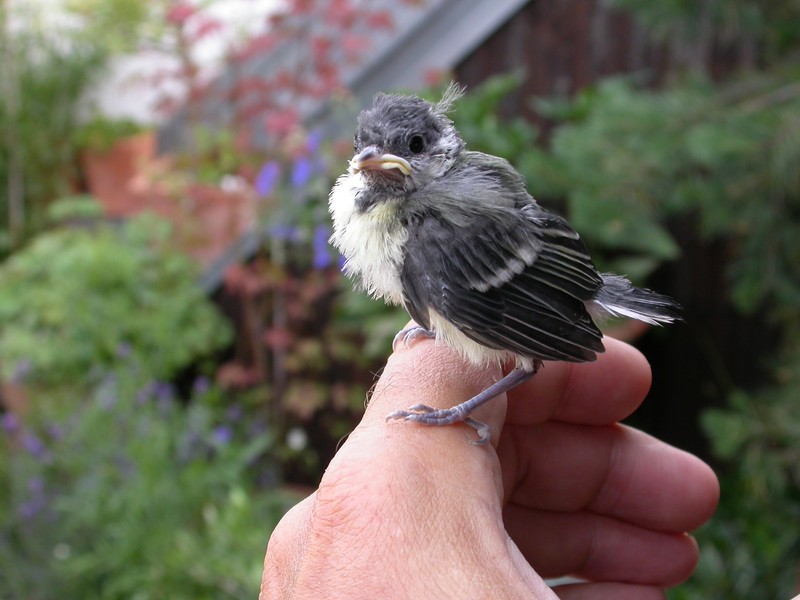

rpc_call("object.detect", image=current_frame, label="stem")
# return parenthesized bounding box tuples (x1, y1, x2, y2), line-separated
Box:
(1, 0, 25, 247)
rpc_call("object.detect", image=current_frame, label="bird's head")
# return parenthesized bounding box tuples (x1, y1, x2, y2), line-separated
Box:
(349, 83, 466, 196)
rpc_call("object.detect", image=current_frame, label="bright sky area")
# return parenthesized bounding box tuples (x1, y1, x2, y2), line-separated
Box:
(9, 0, 283, 124)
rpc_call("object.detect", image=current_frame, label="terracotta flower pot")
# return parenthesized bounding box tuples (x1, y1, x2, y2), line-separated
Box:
(80, 130, 157, 216)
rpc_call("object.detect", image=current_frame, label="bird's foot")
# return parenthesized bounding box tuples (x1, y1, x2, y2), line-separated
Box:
(392, 326, 435, 352)
(386, 404, 491, 445)
(385, 367, 537, 445)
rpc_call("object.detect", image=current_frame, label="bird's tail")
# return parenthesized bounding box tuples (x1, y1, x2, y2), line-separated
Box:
(587, 274, 682, 326)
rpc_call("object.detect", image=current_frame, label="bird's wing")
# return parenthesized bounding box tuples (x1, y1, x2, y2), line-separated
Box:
(401, 202, 606, 363)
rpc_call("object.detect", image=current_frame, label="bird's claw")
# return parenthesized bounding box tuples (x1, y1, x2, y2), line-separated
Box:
(385, 405, 491, 445)
(391, 326, 435, 352)
(385, 403, 436, 420)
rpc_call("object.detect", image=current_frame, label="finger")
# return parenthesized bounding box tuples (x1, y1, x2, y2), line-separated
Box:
(504, 506, 699, 587)
(502, 423, 719, 532)
(555, 582, 666, 600)
(260, 494, 316, 599)
(506, 337, 652, 426)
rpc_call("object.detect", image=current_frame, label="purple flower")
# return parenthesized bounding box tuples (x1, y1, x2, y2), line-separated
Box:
(18, 495, 47, 520)
(115, 456, 136, 479)
(136, 381, 156, 405)
(154, 382, 175, 414)
(225, 404, 243, 422)
(192, 376, 211, 396)
(12, 359, 33, 383)
(1, 412, 19, 435)
(291, 157, 314, 188)
(154, 381, 174, 402)
(22, 432, 48, 460)
(312, 225, 332, 270)
(28, 476, 45, 494)
(306, 129, 322, 154)
(19, 477, 48, 519)
(116, 342, 132, 359)
(46, 423, 65, 441)
(247, 418, 269, 438)
(16, 477, 48, 520)
(98, 380, 118, 410)
(271, 224, 300, 242)
(255, 161, 281, 197)
(212, 424, 233, 446)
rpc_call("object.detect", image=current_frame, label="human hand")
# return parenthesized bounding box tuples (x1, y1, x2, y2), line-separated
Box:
(261, 332, 719, 599)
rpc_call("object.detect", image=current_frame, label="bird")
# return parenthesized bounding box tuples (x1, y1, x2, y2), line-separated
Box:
(328, 83, 680, 444)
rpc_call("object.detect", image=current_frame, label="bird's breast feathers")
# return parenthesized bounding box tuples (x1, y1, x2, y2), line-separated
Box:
(329, 172, 407, 304)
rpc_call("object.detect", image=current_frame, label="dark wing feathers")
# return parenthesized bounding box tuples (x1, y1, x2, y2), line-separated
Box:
(400, 203, 605, 363)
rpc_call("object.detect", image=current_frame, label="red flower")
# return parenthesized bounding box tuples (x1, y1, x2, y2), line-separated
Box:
(365, 10, 394, 30)
(265, 108, 299, 138)
(166, 2, 197, 26)
(188, 16, 223, 44)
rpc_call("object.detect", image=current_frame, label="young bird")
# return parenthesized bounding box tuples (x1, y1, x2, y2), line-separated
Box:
(329, 84, 680, 444)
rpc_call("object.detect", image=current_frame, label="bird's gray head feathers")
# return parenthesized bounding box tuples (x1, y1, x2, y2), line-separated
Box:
(350, 83, 466, 192)
(433, 81, 466, 114)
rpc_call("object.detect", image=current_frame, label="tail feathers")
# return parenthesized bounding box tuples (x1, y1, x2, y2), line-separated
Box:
(587, 274, 682, 326)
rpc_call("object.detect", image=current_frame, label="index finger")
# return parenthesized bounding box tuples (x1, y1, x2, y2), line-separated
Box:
(505, 337, 653, 426)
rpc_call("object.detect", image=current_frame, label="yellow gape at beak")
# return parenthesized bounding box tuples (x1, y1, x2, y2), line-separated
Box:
(349, 148, 412, 176)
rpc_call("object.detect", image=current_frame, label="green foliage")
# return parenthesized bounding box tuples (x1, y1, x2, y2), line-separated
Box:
(611, 0, 800, 63)
(673, 367, 800, 599)
(0, 1, 156, 251)
(334, 282, 409, 361)
(0, 14, 106, 249)
(447, 73, 540, 163)
(45, 194, 106, 224)
(0, 212, 232, 386)
(73, 117, 149, 152)
(534, 67, 800, 308)
(181, 126, 250, 186)
(0, 366, 293, 599)
(64, 0, 153, 55)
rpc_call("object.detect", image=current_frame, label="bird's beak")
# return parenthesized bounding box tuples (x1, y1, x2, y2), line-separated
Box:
(349, 147, 412, 176)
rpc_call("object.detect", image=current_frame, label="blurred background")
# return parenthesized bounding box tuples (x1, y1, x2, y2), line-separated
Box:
(1, 0, 798, 598)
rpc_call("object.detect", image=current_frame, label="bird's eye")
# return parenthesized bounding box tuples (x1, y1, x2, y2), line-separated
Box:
(408, 135, 425, 154)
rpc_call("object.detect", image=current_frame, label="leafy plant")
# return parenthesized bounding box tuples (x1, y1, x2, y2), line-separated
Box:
(0, 209, 232, 387)
(0, 362, 294, 600)
(64, 0, 153, 55)
(74, 117, 149, 153)
(0, 7, 105, 250)
(536, 70, 800, 298)
(667, 333, 800, 599)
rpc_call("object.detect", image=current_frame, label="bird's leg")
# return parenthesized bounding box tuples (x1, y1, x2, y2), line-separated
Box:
(392, 325, 435, 352)
(386, 364, 539, 445)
